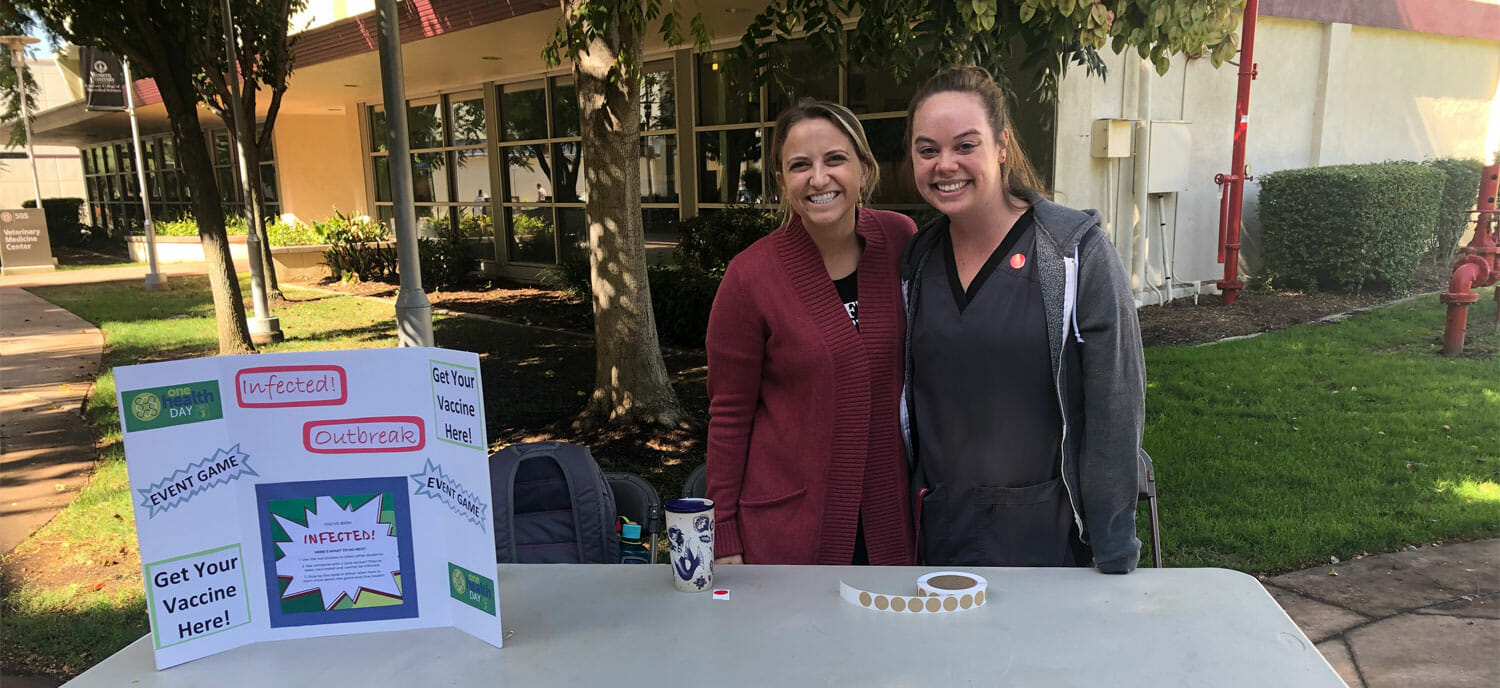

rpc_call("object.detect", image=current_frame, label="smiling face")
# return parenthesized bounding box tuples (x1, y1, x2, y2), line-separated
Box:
(910, 91, 1008, 221)
(776, 117, 867, 234)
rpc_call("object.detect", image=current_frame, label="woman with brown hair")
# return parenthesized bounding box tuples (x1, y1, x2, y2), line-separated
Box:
(901, 66, 1148, 573)
(706, 98, 915, 565)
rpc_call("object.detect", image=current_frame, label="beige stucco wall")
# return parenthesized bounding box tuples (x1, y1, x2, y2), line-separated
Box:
(1055, 16, 1500, 297)
(273, 110, 368, 223)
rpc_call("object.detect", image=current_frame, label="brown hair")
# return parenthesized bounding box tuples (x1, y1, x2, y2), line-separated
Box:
(769, 98, 880, 220)
(904, 65, 1044, 209)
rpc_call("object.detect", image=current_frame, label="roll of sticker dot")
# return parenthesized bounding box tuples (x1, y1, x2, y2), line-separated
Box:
(839, 571, 988, 614)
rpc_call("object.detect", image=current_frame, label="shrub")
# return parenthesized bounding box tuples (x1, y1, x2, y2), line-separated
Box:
(265, 217, 327, 247)
(649, 264, 720, 348)
(674, 206, 780, 275)
(429, 212, 494, 239)
(320, 211, 395, 283)
(1260, 162, 1443, 293)
(540, 241, 593, 298)
(152, 217, 199, 237)
(1424, 158, 1484, 266)
(414, 221, 479, 290)
(22, 197, 93, 247)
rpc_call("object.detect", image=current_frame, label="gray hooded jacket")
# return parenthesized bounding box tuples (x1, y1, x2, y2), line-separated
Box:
(900, 193, 1146, 573)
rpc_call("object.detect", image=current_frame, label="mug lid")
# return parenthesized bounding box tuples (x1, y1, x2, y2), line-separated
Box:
(665, 497, 713, 513)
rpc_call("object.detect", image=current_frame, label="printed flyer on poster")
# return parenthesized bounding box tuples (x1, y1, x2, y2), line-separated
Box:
(115, 348, 501, 669)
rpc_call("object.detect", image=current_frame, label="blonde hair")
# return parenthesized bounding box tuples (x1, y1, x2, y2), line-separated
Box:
(905, 66, 1044, 209)
(769, 98, 880, 221)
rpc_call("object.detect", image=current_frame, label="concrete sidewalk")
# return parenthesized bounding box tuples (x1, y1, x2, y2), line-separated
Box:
(0, 263, 1495, 687)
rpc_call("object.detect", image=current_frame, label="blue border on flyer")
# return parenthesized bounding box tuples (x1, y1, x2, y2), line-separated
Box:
(256, 477, 420, 628)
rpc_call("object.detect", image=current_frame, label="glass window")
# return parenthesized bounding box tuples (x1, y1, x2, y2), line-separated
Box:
(449, 92, 487, 146)
(102, 146, 115, 173)
(557, 207, 586, 252)
(452, 148, 490, 205)
(408, 98, 444, 149)
(411, 152, 450, 204)
(507, 206, 556, 264)
(82, 150, 94, 174)
(260, 166, 279, 204)
(764, 41, 841, 119)
(642, 207, 679, 244)
(847, 63, 924, 115)
(550, 142, 586, 204)
(142, 141, 156, 172)
(640, 135, 677, 203)
(502, 145, 551, 202)
(551, 77, 579, 139)
(212, 133, 232, 166)
(640, 66, 675, 130)
(257, 127, 274, 162)
(501, 84, 548, 142)
(697, 50, 758, 126)
(860, 117, 923, 205)
(370, 106, 389, 152)
(373, 156, 391, 203)
(217, 168, 237, 201)
(160, 138, 176, 169)
(698, 128, 764, 204)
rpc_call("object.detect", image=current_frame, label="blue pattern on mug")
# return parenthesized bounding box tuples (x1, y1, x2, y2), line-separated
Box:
(669, 525, 700, 581)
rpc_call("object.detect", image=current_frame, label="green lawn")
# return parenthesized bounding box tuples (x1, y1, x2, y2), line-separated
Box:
(0, 277, 1495, 679)
(1145, 291, 1499, 571)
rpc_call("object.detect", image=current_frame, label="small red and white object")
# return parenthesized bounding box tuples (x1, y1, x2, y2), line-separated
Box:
(712, 589, 731, 601)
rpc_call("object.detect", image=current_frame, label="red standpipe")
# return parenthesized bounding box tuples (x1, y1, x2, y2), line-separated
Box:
(1440, 164, 1500, 355)
(1215, 0, 1260, 305)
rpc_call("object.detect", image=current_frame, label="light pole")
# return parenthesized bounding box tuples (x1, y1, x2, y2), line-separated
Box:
(0, 35, 44, 210)
(122, 57, 165, 290)
(375, 0, 433, 347)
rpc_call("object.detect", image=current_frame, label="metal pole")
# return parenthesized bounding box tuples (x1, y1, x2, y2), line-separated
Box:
(123, 57, 165, 291)
(7, 45, 43, 209)
(376, 0, 433, 347)
(219, 0, 282, 343)
(1216, 0, 1259, 305)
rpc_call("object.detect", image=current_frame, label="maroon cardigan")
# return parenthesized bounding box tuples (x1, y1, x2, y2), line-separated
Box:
(705, 209, 916, 565)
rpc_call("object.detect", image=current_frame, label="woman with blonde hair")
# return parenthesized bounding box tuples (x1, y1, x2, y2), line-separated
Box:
(901, 66, 1148, 573)
(706, 98, 915, 565)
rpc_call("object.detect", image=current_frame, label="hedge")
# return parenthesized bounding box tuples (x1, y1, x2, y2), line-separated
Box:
(1260, 162, 1444, 293)
(1424, 158, 1484, 266)
(21, 197, 94, 247)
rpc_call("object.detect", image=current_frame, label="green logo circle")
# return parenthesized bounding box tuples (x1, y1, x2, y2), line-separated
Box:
(131, 393, 162, 422)
(451, 567, 466, 595)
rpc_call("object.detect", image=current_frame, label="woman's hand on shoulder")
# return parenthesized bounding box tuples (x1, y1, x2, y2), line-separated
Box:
(714, 554, 744, 565)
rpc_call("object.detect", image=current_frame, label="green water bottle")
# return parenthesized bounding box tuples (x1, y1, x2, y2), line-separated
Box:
(619, 520, 650, 564)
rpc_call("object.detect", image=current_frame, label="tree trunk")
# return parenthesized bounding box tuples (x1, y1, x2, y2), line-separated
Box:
(235, 123, 282, 299)
(569, 0, 685, 430)
(151, 43, 255, 355)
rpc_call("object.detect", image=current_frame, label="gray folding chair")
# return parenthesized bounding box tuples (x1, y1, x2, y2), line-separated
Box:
(682, 464, 707, 499)
(605, 472, 663, 564)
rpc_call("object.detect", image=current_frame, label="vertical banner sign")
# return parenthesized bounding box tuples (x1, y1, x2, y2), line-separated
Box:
(0, 209, 55, 274)
(81, 47, 128, 112)
(115, 348, 501, 670)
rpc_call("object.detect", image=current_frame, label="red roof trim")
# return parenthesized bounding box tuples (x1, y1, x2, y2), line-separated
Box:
(294, 0, 553, 68)
(1261, 0, 1500, 41)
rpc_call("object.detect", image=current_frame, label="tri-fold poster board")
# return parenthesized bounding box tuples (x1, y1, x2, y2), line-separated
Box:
(115, 347, 502, 669)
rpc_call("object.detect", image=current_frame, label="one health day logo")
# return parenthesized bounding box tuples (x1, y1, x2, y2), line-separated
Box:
(123, 381, 224, 432)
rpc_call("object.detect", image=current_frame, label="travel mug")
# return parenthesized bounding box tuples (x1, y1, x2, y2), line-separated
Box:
(664, 498, 714, 592)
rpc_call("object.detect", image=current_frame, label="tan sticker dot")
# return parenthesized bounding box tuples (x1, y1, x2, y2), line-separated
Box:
(891, 597, 907, 612)
(859, 591, 871, 607)
(910, 599, 924, 613)
(943, 596, 957, 611)
(928, 597, 943, 612)
(874, 595, 889, 611)
(976, 590, 986, 606)
(960, 594, 973, 609)
(925, 574, 977, 591)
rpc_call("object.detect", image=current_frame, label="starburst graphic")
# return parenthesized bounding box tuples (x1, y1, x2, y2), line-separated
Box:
(136, 445, 257, 518)
(409, 459, 488, 528)
(272, 495, 402, 609)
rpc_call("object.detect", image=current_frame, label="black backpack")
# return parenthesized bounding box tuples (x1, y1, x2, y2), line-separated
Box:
(489, 441, 620, 564)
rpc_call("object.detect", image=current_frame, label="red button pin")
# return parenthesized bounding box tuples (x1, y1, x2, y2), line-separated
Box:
(1010, 253, 1026, 269)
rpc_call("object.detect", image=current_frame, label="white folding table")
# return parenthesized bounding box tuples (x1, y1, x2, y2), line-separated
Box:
(64, 564, 1346, 686)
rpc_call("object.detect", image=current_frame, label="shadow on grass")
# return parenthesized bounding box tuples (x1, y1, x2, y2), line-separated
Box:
(0, 579, 147, 680)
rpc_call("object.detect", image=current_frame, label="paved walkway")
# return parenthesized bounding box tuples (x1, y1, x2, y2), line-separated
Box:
(0, 262, 1496, 687)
